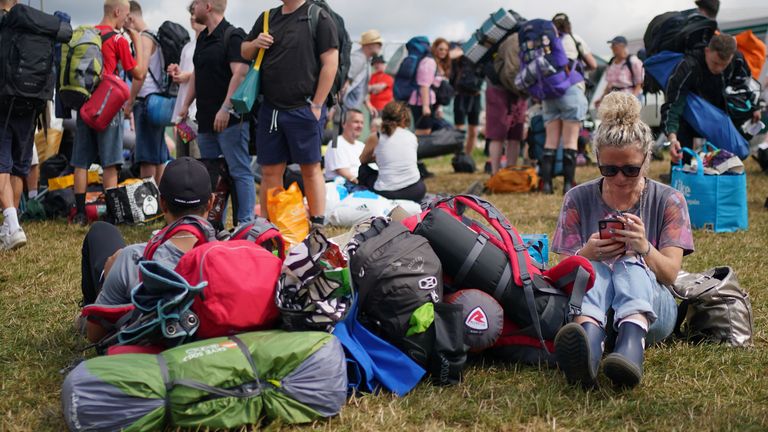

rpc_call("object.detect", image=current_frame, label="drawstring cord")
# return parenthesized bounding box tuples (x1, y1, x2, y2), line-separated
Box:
(269, 109, 279, 133)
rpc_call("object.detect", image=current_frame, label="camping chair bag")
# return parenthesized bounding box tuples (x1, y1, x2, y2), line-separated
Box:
(62, 330, 347, 431)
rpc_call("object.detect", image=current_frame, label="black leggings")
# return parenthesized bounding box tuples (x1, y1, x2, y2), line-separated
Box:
(376, 181, 427, 202)
(357, 164, 426, 202)
(81, 222, 126, 305)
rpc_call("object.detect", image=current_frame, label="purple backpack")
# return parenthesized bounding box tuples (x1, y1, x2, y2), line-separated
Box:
(515, 19, 583, 100)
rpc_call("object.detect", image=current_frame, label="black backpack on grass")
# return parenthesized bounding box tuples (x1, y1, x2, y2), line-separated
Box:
(350, 218, 467, 385)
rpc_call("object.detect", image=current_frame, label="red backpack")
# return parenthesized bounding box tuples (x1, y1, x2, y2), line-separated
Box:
(145, 216, 282, 339)
(82, 216, 282, 353)
(404, 194, 596, 364)
(78, 73, 130, 132)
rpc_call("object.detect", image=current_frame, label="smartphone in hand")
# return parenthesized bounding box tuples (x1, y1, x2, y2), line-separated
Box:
(599, 219, 625, 240)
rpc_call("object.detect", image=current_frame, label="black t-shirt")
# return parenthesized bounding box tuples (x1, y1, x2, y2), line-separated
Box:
(193, 19, 249, 133)
(247, 2, 338, 110)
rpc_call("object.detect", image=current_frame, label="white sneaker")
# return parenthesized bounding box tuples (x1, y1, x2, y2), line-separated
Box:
(1, 225, 27, 251)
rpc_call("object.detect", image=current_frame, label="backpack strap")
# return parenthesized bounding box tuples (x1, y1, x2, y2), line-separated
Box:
(141, 30, 166, 92)
(142, 215, 215, 260)
(437, 194, 548, 350)
(626, 54, 637, 87)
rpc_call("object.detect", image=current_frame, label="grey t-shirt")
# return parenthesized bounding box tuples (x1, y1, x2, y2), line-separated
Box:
(552, 178, 695, 256)
(95, 242, 184, 306)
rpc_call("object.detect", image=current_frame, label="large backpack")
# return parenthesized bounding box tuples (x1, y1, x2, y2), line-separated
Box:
(0, 4, 72, 105)
(515, 19, 582, 100)
(642, 11, 717, 94)
(59, 26, 116, 110)
(393, 36, 432, 102)
(81, 216, 282, 352)
(350, 218, 467, 385)
(307, 0, 351, 106)
(143, 21, 190, 97)
(404, 195, 596, 365)
(452, 55, 485, 94)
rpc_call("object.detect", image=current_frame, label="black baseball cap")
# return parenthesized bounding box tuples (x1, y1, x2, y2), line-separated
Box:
(608, 36, 628, 45)
(159, 157, 211, 208)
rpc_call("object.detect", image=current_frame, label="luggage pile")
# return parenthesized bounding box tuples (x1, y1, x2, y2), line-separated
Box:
(66, 195, 596, 430)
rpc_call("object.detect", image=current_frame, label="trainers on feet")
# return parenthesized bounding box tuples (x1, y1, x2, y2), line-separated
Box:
(1, 225, 27, 251)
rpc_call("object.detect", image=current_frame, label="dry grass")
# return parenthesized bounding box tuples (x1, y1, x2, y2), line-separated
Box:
(2, 153, 768, 431)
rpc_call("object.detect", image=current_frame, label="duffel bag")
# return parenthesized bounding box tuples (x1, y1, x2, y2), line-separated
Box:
(62, 330, 347, 430)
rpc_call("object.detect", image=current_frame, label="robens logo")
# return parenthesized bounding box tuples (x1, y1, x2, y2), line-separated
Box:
(465, 307, 488, 331)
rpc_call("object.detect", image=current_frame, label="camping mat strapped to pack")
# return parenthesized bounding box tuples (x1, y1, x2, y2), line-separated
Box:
(62, 330, 347, 431)
(406, 194, 595, 364)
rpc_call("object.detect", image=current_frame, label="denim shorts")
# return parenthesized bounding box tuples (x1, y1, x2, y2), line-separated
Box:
(256, 102, 326, 166)
(542, 85, 588, 123)
(0, 109, 37, 176)
(72, 112, 124, 169)
(133, 98, 170, 165)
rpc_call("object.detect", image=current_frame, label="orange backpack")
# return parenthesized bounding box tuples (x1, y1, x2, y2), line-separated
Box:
(485, 166, 540, 193)
(735, 30, 766, 80)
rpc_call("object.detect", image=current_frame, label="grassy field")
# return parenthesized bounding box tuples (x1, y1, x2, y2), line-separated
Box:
(2, 153, 768, 431)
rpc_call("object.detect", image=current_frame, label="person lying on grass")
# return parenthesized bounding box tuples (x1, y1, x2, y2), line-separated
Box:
(79, 157, 214, 343)
(551, 92, 694, 389)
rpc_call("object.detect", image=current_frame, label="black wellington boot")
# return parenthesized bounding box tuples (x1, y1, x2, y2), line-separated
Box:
(539, 149, 556, 195)
(563, 149, 578, 194)
(602, 321, 646, 388)
(554, 322, 605, 388)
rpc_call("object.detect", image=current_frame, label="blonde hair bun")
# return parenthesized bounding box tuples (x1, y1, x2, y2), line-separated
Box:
(598, 92, 641, 127)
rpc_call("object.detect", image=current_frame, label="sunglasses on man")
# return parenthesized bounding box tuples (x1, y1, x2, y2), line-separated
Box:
(598, 153, 648, 177)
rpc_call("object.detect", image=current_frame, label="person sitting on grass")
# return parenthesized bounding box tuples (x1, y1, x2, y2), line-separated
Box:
(79, 157, 213, 343)
(358, 101, 426, 202)
(551, 92, 694, 389)
(324, 109, 365, 183)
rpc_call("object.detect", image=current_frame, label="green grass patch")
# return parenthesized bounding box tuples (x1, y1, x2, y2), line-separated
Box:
(2, 155, 768, 431)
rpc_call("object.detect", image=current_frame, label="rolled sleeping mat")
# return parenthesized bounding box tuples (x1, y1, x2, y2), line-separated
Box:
(417, 128, 465, 159)
(414, 207, 568, 340)
(445, 289, 504, 352)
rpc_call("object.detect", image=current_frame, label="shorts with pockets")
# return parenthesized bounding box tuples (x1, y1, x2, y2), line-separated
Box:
(256, 101, 326, 165)
(542, 85, 588, 123)
(71, 112, 124, 169)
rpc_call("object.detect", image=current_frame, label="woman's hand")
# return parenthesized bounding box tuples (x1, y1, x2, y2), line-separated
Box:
(580, 233, 626, 261)
(614, 213, 650, 256)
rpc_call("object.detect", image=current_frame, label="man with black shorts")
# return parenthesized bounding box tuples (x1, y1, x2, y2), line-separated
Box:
(241, 0, 338, 228)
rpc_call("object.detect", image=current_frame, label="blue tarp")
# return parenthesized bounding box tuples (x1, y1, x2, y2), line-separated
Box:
(644, 51, 750, 159)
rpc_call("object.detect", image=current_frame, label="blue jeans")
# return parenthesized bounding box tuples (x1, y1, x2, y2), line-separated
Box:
(197, 124, 254, 224)
(133, 98, 170, 164)
(581, 256, 677, 346)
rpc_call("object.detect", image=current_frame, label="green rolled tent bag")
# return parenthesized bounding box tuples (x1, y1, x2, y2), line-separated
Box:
(62, 330, 347, 431)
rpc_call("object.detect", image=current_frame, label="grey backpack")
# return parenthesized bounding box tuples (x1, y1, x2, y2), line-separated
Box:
(672, 267, 753, 347)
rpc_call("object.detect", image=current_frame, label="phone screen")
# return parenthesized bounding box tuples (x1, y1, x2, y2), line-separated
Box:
(599, 219, 625, 240)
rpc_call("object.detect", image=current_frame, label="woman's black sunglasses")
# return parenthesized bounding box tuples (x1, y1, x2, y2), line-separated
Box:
(598, 153, 648, 177)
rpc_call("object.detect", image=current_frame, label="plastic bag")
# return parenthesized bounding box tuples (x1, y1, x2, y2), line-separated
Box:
(267, 182, 308, 248)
